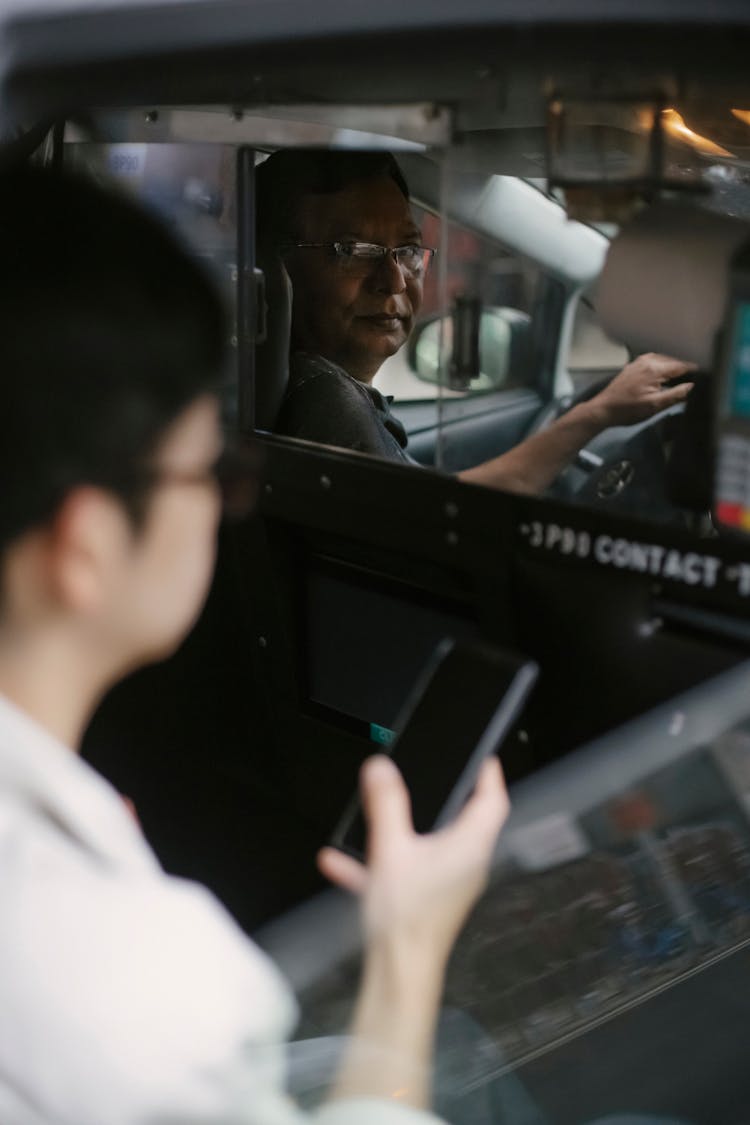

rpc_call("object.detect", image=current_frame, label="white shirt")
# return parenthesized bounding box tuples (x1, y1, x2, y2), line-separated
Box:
(0, 695, 443, 1125)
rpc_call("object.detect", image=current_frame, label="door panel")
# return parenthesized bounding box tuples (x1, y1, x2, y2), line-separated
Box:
(397, 388, 544, 471)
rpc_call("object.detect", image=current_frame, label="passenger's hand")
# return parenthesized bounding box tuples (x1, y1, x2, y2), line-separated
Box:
(318, 754, 509, 963)
(588, 352, 696, 427)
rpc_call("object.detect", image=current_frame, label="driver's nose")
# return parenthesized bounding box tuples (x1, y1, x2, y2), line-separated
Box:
(368, 251, 407, 295)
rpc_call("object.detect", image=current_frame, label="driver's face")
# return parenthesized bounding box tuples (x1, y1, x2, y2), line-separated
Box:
(284, 176, 424, 384)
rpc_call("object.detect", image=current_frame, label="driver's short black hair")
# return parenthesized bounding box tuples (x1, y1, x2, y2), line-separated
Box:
(0, 164, 226, 553)
(255, 148, 410, 247)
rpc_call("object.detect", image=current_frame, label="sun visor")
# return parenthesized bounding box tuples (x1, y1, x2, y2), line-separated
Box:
(597, 203, 750, 370)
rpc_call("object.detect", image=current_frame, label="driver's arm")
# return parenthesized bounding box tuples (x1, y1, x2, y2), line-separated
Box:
(457, 352, 695, 495)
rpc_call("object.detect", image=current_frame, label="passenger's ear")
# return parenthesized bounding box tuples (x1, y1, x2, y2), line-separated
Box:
(48, 487, 133, 613)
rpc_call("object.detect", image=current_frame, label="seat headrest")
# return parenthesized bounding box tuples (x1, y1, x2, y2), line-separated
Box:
(254, 246, 292, 433)
(597, 203, 750, 369)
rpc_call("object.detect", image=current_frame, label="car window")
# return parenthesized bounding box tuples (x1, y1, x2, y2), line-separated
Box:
(65, 141, 239, 419)
(374, 206, 543, 403)
(66, 142, 236, 277)
(59, 128, 749, 528)
(568, 297, 629, 395)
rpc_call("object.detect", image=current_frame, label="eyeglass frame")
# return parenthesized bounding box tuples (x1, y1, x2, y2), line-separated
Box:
(282, 240, 437, 277)
(139, 442, 261, 522)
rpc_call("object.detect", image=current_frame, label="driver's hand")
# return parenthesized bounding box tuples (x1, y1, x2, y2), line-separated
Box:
(318, 754, 508, 961)
(590, 353, 696, 427)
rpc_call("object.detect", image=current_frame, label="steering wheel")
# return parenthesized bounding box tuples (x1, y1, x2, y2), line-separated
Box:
(542, 375, 692, 525)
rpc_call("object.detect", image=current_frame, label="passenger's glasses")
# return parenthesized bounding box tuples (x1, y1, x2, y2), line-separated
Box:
(145, 442, 261, 521)
(288, 241, 436, 278)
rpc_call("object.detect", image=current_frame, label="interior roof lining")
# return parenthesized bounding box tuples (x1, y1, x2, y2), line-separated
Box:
(2, 17, 750, 133)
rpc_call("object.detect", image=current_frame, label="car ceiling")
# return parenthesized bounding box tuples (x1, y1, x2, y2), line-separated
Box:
(2, 0, 750, 247)
(1, 1, 750, 132)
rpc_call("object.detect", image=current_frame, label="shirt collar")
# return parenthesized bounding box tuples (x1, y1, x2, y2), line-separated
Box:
(0, 692, 158, 872)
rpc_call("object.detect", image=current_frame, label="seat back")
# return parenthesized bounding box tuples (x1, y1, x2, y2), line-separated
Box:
(253, 245, 292, 432)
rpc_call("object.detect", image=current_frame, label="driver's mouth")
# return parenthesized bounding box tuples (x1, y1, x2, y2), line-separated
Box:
(358, 315, 407, 330)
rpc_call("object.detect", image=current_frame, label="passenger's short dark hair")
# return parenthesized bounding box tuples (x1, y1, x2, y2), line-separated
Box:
(0, 165, 226, 552)
(255, 149, 410, 246)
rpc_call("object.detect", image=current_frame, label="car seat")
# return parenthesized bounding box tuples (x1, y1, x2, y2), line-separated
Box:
(253, 243, 293, 432)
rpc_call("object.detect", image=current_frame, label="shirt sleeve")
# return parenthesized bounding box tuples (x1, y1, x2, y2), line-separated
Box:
(0, 808, 448, 1125)
(276, 363, 403, 459)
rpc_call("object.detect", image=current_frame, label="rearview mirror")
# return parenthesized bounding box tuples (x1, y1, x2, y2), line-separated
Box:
(408, 306, 532, 392)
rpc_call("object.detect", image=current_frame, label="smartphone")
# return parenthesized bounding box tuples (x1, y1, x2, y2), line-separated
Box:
(330, 638, 538, 859)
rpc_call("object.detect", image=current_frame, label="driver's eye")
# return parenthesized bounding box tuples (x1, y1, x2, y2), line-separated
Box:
(394, 245, 423, 268)
(340, 242, 381, 259)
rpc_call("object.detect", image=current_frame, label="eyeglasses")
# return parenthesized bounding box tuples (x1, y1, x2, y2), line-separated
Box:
(285, 240, 436, 279)
(145, 442, 261, 521)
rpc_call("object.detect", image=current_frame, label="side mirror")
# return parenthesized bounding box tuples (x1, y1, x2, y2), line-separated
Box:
(407, 306, 532, 392)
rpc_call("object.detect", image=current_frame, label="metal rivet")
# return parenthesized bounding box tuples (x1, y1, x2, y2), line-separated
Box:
(144, 109, 159, 123)
(320, 475, 331, 490)
(517, 729, 529, 744)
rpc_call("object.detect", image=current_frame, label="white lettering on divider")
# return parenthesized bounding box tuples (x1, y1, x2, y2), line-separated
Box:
(593, 537, 720, 587)
(519, 521, 724, 590)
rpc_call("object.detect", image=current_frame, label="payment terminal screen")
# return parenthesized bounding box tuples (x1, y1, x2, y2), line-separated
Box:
(715, 299, 750, 529)
(725, 301, 750, 418)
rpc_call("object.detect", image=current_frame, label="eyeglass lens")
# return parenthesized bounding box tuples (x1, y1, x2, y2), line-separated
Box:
(336, 243, 432, 278)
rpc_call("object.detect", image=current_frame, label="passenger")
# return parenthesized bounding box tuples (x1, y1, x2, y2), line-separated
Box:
(257, 150, 695, 494)
(0, 165, 508, 1123)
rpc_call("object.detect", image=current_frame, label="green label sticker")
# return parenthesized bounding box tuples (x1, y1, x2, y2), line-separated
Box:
(369, 722, 396, 746)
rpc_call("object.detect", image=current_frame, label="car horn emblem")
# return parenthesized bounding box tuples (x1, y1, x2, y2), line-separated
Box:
(597, 460, 635, 499)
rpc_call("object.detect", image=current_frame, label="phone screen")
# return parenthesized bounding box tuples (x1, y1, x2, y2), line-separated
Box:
(332, 639, 537, 858)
